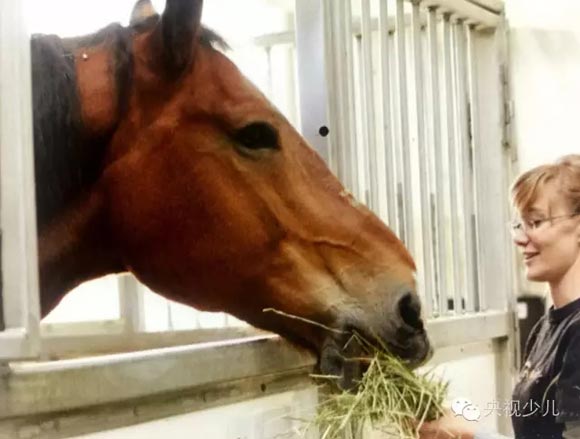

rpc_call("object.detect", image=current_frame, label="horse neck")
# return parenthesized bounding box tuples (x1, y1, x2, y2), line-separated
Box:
(37, 188, 124, 317)
(32, 32, 131, 317)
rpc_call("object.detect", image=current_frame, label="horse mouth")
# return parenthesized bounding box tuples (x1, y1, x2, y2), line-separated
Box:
(317, 329, 433, 390)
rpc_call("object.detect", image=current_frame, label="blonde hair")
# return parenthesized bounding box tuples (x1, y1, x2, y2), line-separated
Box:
(511, 154, 580, 215)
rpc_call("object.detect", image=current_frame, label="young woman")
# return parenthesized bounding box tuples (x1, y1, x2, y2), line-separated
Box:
(419, 155, 580, 439)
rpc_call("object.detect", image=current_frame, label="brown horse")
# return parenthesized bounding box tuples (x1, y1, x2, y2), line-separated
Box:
(31, 0, 432, 388)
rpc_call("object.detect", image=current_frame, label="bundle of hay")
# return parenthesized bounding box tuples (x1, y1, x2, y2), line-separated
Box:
(261, 309, 448, 439)
(308, 336, 448, 439)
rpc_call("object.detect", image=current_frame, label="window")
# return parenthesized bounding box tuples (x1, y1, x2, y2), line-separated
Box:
(319, 0, 511, 318)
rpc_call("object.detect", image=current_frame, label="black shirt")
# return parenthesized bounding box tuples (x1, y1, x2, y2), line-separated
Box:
(512, 296, 580, 439)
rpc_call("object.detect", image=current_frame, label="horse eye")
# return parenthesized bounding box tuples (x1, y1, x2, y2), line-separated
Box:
(234, 122, 279, 151)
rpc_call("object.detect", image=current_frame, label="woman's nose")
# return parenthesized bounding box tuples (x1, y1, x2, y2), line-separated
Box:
(513, 231, 529, 247)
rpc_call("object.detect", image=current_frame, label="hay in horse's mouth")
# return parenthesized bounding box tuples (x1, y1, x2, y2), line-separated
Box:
(306, 333, 449, 439)
(261, 309, 446, 438)
(262, 307, 433, 385)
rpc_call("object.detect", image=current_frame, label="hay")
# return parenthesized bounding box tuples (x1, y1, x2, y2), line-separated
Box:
(306, 334, 448, 439)
(261, 308, 448, 439)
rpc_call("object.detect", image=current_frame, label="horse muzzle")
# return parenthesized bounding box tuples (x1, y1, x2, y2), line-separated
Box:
(318, 327, 433, 390)
(317, 290, 434, 390)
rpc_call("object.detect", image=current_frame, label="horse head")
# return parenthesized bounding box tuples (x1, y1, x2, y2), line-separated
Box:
(34, 0, 432, 388)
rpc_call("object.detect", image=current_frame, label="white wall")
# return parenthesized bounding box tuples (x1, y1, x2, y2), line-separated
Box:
(70, 389, 319, 439)
(506, 0, 580, 171)
(504, 0, 580, 299)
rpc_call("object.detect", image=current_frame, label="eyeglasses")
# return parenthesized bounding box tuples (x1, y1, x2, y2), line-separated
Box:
(510, 212, 580, 240)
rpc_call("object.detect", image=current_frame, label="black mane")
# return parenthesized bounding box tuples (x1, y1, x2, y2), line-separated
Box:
(31, 19, 227, 230)
(31, 24, 132, 230)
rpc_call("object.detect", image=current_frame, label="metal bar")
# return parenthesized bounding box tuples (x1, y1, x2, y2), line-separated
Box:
(411, 1, 435, 318)
(442, 14, 462, 315)
(166, 301, 175, 331)
(118, 275, 145, 333)
(354, 35, 370, 206)
(466, 24, 484, 312)
(427, 310, 511, 349)
(390, 29, 406, 241)
(421, 0, 501, 27)
(322, 0, 340, 174)
(343, 0, 360, 199)
(0, 0, 41, 360)
(360, 0, 379, 213)
(2, 335, 316, 419)
(287, 44, 300, 130)
(396, 0, 414, 250)
(194, 309, 202, 329)
(427, 7, 449, 317)
(454, 19, 476, 314)
(294, 0, 332, 163)
(463, 0, 503, 15)
(332, 0, 349, 184)
(379, 0, 397, 228)
(450, 18, 467, 314)
(41, 319, 124, 337)
(264, 45, 273, 99)
(41, 327, 265, 358)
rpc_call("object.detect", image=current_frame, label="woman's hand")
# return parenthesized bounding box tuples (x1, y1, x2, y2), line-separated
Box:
(416, 408, 478, 439)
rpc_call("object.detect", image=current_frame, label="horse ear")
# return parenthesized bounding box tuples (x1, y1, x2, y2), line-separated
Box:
(160, 0, 203, 75)
(130, 0, 157, 25)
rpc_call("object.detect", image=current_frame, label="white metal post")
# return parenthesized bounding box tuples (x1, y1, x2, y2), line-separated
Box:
(395, 0, 414, 251)
(411, 0, 435, 318)
(321, 0, 340, 175)
(330, 0, 348, 182)
(0, 0, 41, 360)
(335, 0, 356, 194)
(454, 19, 476, 314)
(360, 0, 379, 213)
(466, 24, 484, 312)
(341, 0, 361, 199)
(294, 0, 332, 164)
(118, 275, 146, 333)
(354, 32, 370, 206)
(379, 0, 397, 229)
(442, 13, 462, 314)
(389, 27, 407, 244)
(427, 7, 449, 316)
(264, 45, 274, 100)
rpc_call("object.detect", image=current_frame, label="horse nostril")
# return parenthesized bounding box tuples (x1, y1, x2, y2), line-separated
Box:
(397, 291, 424, 332)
